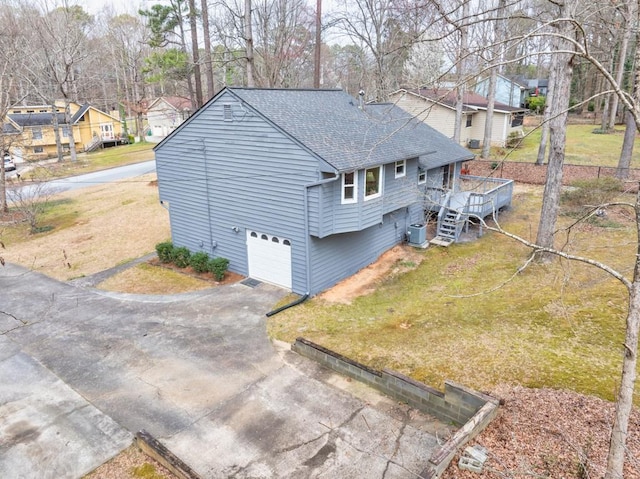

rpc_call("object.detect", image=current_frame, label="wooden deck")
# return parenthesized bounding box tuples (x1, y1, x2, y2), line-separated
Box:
(430, 175, 514, 245)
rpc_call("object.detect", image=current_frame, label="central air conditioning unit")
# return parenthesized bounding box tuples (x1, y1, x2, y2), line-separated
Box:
(407, 223, 426, 245)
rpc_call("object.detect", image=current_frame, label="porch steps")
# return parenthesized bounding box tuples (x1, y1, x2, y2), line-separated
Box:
(84, 136, 102, 153)
(435, 208, 458, 244)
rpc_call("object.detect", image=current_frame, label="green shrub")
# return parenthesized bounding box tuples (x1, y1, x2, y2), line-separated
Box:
(172, 246, 191, 268)
(490, 161, 499, 170)
(527, 95, 546, 113)
(506, 132, 524, 148)
(208, 257, 230, 281)
(190, 251, 210, 273)
(127, 134, 135, 144)
(156, 241, 174, 263)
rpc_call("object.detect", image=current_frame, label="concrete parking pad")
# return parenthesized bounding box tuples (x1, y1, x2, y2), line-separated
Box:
(0, 337, 131, 479)
(0, 263, 452, 478)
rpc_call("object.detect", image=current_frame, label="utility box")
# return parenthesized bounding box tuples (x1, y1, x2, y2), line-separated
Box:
(407, 223, 427, 245)
(468, 139, 480, 149)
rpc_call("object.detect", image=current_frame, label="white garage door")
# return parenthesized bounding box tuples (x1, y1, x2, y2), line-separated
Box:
(246, 230, 292, 289)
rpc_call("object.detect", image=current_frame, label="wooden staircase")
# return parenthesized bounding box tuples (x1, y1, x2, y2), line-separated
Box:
(431, 208, 457, 246)
(84, 136, 102, 153)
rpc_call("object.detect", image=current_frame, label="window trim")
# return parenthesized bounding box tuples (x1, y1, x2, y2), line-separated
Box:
(418, 167, 426, 184)
(364, 166, 382, 200)
(32, 127, 43, 140)
(341, 171, 357, 204)
(395, 159, 406, 178)
(465, 115, 473, 128)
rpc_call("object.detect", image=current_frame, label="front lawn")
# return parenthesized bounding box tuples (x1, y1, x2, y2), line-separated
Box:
(267, 184, 639, 405)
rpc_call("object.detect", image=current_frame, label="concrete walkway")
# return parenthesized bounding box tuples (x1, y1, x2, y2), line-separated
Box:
(0, 263, 452, 478)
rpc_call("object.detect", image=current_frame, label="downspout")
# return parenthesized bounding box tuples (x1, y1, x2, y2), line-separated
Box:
(266, 173, 340, 317)
(201, 138, 216, 253)
(503, 113, 508, 147)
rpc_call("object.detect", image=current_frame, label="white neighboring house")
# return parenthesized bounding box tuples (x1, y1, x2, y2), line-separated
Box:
(390, 88, 527, 148)
(147, 97, 192, 138)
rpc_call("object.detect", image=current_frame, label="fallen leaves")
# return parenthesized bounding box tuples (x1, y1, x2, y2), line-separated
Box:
(442, 384, 640, 479)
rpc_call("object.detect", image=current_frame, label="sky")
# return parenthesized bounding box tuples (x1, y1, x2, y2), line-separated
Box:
(83, 0, 146, 16)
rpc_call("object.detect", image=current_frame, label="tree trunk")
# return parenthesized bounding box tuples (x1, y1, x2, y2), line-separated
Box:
(609, 2, 633, 129)
(453, 1, 469, 144)
(244, 0, 255, 87)
(481, 0, 505, 159)
(535, 12, 574, 257)
(601, 54, 615, 131)
(481, 67, 497, 158)
(313, 0, 322, 89)
(605, 249, 640, 479)
(0, 158, 6, 213)
(617, 111, 636, 179)
(64, 100, 78, 162)
(605, 6, 640, 476)
(51, 100, 64, 162)
(188, 0, 203, 108)
(201, 0, 215, 100)
(536, 53, 557, 165)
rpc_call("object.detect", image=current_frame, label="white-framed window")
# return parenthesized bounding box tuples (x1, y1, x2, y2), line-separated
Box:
(341, 171, 357, 204)
(465, 115, 473, 128)
(395, 160, 406, 178)
(418, 167, 426, 184)
(62, 126, 69, 138)
(32, 127, 43, 140)
(364, 166, 382, 200)
(34, 146, 44, 153)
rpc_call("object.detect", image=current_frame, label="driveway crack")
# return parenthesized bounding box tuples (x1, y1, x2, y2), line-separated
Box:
(382, 409, 410, 478)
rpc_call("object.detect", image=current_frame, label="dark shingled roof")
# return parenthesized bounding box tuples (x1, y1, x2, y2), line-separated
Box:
(2, 122, 20, 134)
(8, 112, 67, 127)
(405, 88, 526, 113)
(225, 88, 474, 171)
(71, 104, 91, 123)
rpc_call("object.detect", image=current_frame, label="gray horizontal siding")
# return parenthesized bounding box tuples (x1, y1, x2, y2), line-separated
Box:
(309, 208, 412, 295)
(156, 91, 319, 294)
(308, 162, 422, 238)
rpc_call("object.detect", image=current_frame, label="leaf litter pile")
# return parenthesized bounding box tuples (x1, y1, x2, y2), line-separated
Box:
(443, 385, 640, 479)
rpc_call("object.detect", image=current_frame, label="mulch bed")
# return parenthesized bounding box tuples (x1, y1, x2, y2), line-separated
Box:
(147, 257, 244, 285)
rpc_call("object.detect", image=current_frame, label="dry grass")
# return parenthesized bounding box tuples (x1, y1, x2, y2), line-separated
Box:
(267, 184, 640, 405)
(2, 174, 170, 281)
(96, 263, 215, 294)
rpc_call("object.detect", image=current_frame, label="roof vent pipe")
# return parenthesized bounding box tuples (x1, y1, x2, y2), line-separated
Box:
(358, 89, 365, 110)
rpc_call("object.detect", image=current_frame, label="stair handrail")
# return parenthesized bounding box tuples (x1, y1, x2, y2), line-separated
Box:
(437, 191, 452, 236)
(84, 135, 102, 152)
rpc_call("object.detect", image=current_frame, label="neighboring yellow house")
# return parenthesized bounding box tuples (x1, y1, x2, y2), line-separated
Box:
(5, 101, 124, 161)
(390, 88, 526, 148)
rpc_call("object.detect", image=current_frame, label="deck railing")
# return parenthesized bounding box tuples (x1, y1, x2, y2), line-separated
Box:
(459, 175, 514, 219)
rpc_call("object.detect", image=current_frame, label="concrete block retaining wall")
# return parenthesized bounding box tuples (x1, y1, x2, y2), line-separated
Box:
(292, 337, 496, 425)
(291, 337, 500, 478)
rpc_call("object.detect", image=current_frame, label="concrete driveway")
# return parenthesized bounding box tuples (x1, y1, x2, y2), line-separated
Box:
(0, 263, 450, 478)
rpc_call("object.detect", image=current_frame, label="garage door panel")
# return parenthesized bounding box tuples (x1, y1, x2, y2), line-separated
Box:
(247, 230, 292, 289)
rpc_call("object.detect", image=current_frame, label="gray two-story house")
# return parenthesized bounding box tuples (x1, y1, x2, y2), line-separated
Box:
(154, 87, 479, 296)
